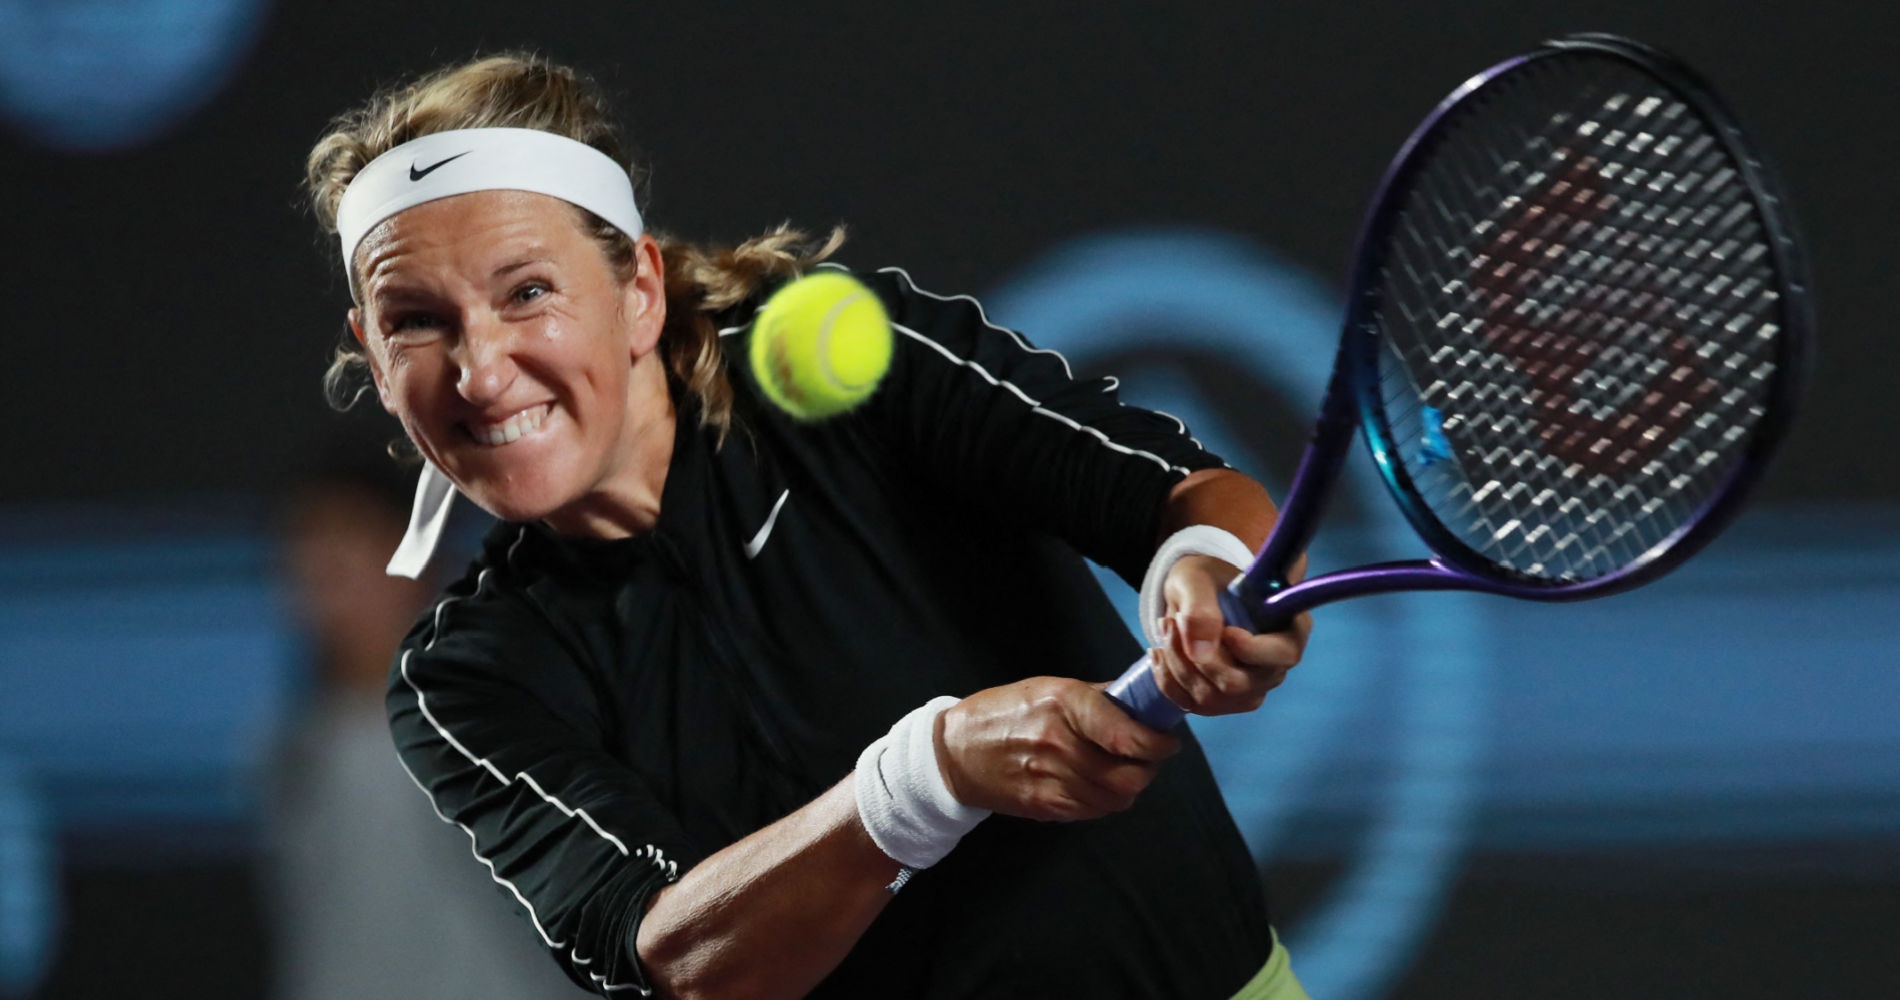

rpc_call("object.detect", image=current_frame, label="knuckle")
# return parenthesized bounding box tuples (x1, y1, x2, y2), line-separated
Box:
(1026, 675, 1067, 700)
(1236, 638, 1291, 668)
(1034, 789, 1085, 822)
(1187, 605, 1222, 626)
(1212, 671, 1251, 697)
(1183, 680, 1214, 710)
(1028, 723, 1066, 755)
(1024, 787, 1058, 814)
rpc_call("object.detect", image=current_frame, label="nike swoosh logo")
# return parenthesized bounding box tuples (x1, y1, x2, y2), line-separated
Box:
(409, 151, 470, 181)
(744, 489, 791, 560)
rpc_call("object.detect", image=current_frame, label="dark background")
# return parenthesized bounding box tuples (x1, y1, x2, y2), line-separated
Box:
(1, 0, 1894, 507)
(2, 2, 1896, 999)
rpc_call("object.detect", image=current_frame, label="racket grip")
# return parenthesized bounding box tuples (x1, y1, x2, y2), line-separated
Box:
(1106, 581, 1269, 730)
(1104, 652, 1187, 730)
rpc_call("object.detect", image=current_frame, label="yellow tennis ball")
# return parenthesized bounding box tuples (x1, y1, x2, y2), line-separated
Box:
(749, 271, 894, 421)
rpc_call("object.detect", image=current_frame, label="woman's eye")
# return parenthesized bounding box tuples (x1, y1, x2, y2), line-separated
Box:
(513, 282, 549, 304)
(388, 314, 444, 336)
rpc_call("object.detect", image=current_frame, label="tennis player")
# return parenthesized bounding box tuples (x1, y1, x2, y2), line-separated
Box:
(306, 54, 1312, 999)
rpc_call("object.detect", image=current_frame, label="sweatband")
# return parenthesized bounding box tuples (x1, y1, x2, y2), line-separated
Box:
(337, 127, 642, 579)
(1137, 525, 1257, 646)
(337, 126, 643, 298)
(854, 697, 990, 871)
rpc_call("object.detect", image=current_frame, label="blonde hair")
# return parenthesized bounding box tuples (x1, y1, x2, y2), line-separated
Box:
(305, 53, 843, 440)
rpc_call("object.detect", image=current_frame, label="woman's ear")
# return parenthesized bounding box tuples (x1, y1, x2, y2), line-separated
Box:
(623, 235, 668, 358)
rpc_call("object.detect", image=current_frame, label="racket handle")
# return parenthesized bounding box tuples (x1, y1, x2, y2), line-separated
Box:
(1106, 581, 1277, 730)
(1104, 651, 1187, 730)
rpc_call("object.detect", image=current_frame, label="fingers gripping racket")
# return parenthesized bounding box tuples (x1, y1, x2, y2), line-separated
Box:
(1107, 34, 1814, 729)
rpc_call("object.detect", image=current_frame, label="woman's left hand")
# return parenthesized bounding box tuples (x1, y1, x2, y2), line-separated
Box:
(1148, 554, 1311, 716)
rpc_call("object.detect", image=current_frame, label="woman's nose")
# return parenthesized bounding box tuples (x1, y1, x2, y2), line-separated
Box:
(453, 315, 518, 406)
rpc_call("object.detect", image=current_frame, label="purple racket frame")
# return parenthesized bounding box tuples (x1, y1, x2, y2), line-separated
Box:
(1106, 34, 1814, 730)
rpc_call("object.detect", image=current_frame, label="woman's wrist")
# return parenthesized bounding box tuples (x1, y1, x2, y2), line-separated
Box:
(853, 696, 991, 871)
(1138, 524, 1255, 644)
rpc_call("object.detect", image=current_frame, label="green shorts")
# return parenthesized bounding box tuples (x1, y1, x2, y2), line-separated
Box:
(1228, 929, 1311, 1000)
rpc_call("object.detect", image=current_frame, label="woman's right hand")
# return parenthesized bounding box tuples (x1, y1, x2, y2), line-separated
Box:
(934, 677, 1181, 821)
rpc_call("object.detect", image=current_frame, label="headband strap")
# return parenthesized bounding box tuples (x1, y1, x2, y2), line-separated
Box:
(337, 128, 642, 578)
(336, 127, 643, 298)
(387, 461, 458, 580)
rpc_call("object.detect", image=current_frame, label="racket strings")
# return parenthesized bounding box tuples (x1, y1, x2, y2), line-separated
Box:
(1458, 104, 1767, 572)
(1373, 56, 1783, 582)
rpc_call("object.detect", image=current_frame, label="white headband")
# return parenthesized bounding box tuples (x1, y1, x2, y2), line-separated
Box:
(336, 127, 643, 294)
(336, 127, 643, 578)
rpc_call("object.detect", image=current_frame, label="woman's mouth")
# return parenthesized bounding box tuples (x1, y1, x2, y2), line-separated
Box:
(464, 403, 553, 446)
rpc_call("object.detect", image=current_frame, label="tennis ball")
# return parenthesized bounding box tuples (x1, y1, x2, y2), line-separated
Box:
(749, 271, 894, 421)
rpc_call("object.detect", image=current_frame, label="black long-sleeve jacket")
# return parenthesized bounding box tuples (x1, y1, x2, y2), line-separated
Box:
(387, 265, 1273, 998)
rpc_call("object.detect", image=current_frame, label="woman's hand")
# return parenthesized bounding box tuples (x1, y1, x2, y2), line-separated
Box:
(1149, 554, 1310, 716)
(935, 677, 1180, 822)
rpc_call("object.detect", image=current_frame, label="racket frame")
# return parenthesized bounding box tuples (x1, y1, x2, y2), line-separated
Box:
(1222, 33, 1815, 633)
(1115, 34, 1813, 728)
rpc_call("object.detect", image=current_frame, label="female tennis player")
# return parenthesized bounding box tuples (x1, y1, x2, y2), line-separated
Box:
(306, 54, 1311, 999)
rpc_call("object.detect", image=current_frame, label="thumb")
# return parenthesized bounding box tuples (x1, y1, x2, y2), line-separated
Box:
(1166, 557, 1233, 665)
(1175, 606, 1226, 665)
(1078, 682, 1180, 761)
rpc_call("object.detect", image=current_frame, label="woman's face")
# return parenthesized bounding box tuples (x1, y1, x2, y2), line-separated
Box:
(349, 189, 668, 529)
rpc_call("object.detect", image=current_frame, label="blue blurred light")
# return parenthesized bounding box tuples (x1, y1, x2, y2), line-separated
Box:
(0, 759, 55, 999)
(0, 0, 271, 151)
(0, 532, 299, 838)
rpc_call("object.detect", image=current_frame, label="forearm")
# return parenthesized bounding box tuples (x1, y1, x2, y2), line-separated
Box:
(1161, 468, 1279, 551)
(635, 778, 900, 1000)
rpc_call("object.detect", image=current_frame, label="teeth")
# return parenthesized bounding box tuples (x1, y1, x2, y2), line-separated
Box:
(472, 404, 548, 447)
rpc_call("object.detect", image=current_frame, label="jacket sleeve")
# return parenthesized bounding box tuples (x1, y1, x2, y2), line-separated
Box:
(850, 264, 1229, 586)
(386, 569, 699, 997)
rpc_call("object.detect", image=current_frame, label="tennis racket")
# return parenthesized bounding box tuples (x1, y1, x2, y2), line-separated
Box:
(1107, 33, 1813, 729)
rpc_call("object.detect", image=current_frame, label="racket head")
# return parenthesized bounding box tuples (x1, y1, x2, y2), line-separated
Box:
(1340, 33, 1813, 600)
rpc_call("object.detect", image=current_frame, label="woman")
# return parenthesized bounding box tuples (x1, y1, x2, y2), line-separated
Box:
(306, 54, 1311, 999)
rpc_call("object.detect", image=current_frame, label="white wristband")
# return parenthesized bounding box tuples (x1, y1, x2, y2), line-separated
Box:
(1137, 525, 1256, 645)
(854, 696, 990, 870)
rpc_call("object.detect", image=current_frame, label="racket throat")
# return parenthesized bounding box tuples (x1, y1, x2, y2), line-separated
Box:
(1220, 575, 1287, 634)
(1233, 559, 1490, 625)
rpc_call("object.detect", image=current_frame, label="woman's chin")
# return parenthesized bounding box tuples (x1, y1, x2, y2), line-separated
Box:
(445, 470, 576, 525)
(433, 442, 582, 525)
